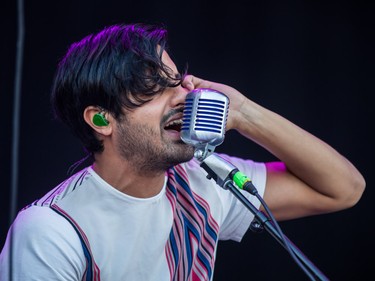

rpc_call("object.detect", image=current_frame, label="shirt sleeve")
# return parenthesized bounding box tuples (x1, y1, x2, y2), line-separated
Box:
(0, 206, 86, 280)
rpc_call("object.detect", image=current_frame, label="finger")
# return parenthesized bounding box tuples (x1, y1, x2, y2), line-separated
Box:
(182, 74, 195, 90)
(191, 76, 212, 89)
(183, 74, 213, 90)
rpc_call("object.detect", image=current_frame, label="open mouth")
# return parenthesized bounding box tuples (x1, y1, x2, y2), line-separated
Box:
(164, 119, 183, 132)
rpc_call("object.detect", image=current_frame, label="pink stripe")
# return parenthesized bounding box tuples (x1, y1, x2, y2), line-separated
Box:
(165, 244, 174, 280)
(165, 164, 219, 280)
(194, 194, 219, 231)
(177, 186, 218, 254)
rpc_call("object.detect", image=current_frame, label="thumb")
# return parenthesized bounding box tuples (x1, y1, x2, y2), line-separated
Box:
(182, 74, 212, 90)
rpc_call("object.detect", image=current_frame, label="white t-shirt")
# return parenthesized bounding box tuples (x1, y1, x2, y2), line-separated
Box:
(0, 154, 266, 281)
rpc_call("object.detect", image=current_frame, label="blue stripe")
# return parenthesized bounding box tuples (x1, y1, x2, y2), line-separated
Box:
(50, 206, 94, 281)
(170, 167, 216, 279)
(169, 231, 179, 267)
(183, 213, 213, 278)
(174, 170, 218, 242)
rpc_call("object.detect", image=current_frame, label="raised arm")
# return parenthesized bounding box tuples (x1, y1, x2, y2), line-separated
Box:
(182, 75, 366, 221)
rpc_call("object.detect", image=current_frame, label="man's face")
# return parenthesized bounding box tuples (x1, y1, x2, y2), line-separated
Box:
(112, 51, 195, 173)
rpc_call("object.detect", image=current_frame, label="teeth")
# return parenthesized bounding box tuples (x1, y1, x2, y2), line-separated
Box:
(166, 119, 183, 127)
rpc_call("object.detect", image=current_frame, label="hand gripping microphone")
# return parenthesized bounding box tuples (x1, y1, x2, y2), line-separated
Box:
(181, 88, 229, 161)
(180, 88, 257, 193)
(181, 93, 328, 281)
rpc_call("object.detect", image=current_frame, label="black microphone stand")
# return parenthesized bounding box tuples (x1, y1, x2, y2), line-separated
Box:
(199, 153, 330, 281)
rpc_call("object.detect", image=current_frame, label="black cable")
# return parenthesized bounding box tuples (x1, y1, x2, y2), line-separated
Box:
(11, 0, 25, 226)
(9, 0, 24, 279)
(254, 192, 318, 280)
(199, 153, 328, 280)
(243, 180, 327, 280)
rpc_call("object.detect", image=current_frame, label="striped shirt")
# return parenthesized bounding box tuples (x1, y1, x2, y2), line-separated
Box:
(0, 154, 266, 281)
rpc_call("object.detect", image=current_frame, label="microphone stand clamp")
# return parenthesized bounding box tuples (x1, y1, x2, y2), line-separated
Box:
(193, 143, 217, 162)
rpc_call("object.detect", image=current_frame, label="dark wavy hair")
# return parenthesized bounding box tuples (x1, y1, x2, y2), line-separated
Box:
(50, 23, 183, 153)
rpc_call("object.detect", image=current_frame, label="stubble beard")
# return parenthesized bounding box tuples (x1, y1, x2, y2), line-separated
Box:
(116, 118, 195, 175)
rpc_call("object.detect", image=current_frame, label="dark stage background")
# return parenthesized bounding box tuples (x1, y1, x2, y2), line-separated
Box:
(1, 0, 374, 280)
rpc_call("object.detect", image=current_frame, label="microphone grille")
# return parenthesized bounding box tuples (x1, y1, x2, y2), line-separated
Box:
(181, 88, 229, 147)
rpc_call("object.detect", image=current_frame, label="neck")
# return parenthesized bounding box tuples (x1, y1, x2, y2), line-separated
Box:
(92, 154, 167, 198)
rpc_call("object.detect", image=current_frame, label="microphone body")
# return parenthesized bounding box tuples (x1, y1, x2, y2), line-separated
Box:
(181, 88, 229, 160)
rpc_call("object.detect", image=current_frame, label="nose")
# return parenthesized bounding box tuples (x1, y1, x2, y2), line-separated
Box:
(170, 84, 190, 108)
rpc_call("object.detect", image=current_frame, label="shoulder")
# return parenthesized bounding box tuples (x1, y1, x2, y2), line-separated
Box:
(13, 205, 84, 250)
(1, 205, 86, 279)
(13, 205, 69, 230)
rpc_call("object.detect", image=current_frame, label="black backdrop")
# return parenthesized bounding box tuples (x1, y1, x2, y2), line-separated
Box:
(2, 0, 374, 280)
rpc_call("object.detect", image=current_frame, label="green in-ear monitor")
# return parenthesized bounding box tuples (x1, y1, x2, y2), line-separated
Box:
(93, 112, 109, 126)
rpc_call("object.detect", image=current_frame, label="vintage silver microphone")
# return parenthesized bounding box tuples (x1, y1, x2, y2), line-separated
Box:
(180, 88, 229, 161)
(180, 89, 328, 281)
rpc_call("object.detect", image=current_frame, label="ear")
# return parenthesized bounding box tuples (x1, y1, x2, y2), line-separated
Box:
(83, 106, 113, 136)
